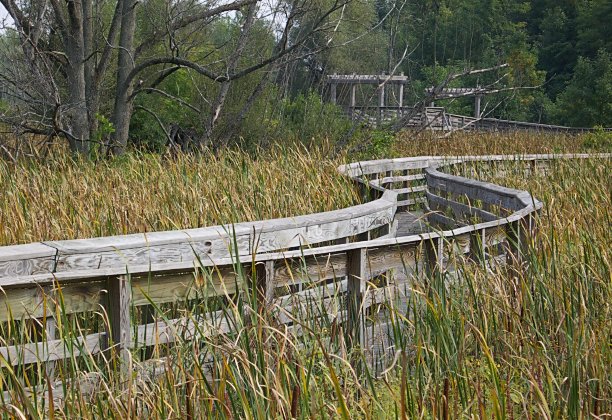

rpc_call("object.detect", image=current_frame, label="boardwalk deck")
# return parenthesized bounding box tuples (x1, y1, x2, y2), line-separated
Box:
(395, 210, 428, 237)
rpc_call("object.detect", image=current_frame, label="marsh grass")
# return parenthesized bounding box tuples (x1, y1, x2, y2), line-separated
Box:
(0, 146, 359, 245)
(0, 134, 610, 418)
(392, 130, 599, 157)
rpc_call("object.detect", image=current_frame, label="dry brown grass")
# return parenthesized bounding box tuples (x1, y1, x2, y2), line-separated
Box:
(393, 130, 588, 156)
(0, 147, 358, 246)
(0, 133, 610, 418)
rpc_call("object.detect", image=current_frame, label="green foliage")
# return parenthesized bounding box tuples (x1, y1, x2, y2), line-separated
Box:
(280, 90, 351, 143)
(233, 90, 356, 151)
(576, 0, 612, 59)
(130, 70, 201, 151)
(582, 126, 612, 151)
(88, 113, 116, 159)
(359, 130, 395, 159)
(550, 49, 612, 127)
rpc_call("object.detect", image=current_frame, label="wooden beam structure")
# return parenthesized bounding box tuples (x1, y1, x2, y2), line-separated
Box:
(326, 74, 409, 85)
(326, 73, 407, 125)
(425, 86, 488, 118)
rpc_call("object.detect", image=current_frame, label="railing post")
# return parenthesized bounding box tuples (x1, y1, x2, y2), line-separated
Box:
(330, 81, 337, 105)
(346, 248, 367, 355)
(469, 228, 486, 265)
(106, 275, 132, 372)
(350, 81, 356, 119)
(505, 221, 523, 267)
(254, 260, 275, 309)
(377, 81, 385, 127)
(424, 236, 444, 278)
(45, 317, 56, 379)
(398, 75, 404, 118)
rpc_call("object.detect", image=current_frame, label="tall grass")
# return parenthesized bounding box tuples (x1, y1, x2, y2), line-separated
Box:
(0, 146, 359, 245)
(391, 131, 597, 157)
(1, 134, 610, 418)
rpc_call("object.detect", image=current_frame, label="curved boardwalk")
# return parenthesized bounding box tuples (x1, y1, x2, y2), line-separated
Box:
(0, 152, 609, 400)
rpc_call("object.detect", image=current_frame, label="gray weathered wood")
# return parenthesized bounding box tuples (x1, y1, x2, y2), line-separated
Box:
(426, 191, 499, 223)
(0, 243, 57, 277)
(106, 275, 131, 369)
(346, 248, 366, 351)
(0, 332, 104, 366)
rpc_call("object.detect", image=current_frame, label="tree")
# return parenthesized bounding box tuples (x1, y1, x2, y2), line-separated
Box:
(551, 49, 612, 127)
(0, 0, 352, 154)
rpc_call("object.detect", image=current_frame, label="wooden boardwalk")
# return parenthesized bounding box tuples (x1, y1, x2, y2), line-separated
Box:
(1, 153, 609, 402)
(395, 210, 428, 237)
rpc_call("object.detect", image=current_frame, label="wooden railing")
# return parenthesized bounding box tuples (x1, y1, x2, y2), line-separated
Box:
(1, 153, 609, 400)
(347, 105, 611, 133)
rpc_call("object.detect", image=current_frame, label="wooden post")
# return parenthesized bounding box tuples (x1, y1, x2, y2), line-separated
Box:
(330, 81, 337, 105)
(377, 80, 385, 126)
(350, 83, 356, 119)
(255, 260, 275, 308)
(398, 74, 404, 118)
(505, 220, 523, 267)
(475, 93, 482, 119)
(346, 248, 367, 353)
(429, 87, 435, 107)
(140, 304, 156, 358)
(106, 275, 132, 371)
(469, 228, 486, 265)
(45, 318, 56, 379)
(424, 237, 444, 278)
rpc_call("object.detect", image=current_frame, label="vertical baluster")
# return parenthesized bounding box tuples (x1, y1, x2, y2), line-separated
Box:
(347, 248, 367, 356)
(106, 275, 132, 374)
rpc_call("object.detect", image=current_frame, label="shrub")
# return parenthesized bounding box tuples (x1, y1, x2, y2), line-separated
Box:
(582, 126, 612, 151)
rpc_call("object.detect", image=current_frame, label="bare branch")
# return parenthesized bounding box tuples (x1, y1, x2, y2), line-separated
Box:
(131, 87, 201, 114)
(135, 0, 258, 57)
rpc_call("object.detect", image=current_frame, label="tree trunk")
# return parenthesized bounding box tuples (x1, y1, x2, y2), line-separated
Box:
(204, 2, 258, 148)
(111, 0, 136, 155)
(65, 0, 90, 154)
(82, 0, 98, 142)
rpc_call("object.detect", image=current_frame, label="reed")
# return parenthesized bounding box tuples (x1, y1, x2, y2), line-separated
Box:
(0, 134, 610, 418)
(0, 146, 359, 246)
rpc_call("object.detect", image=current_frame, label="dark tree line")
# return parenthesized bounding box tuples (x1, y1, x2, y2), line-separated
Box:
(0, 0, 610, 155)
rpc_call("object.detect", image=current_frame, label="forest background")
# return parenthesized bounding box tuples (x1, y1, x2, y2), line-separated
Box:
(0, 0, 610, 155)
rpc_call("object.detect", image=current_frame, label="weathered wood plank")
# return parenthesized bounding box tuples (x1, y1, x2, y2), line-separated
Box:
(0, 243, 57, 262)
(0, 332, 104, 366)
(366, 245, 417, 277)
(392, 185, 427, 195)
(347, 248, 366, 350)
(0, 282, 104, 322)
(274, 253, 347, 286)
(131, 267, 239, 306)
(106, 275, 131, 368)
(397, 197, 428, 207)
(251, 204, 395, 253)
(426, 191, 499, 222)
(369, 174, 425, 186)
(0, 243, 57, 277)
(134, 311, 232, 347)
(426, 170, 522, 211)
